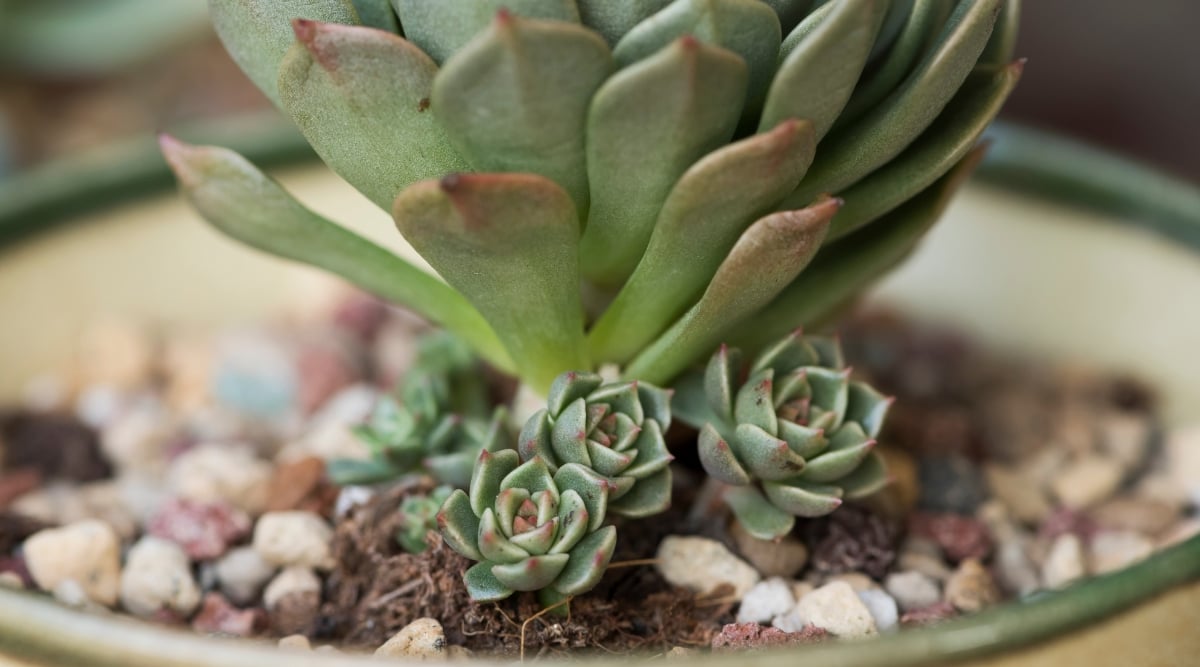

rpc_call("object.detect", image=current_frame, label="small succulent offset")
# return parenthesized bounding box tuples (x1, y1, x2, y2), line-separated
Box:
(676, 331, 891, 540)
(519, 371, 674, 519)
(438, 451, 617, 606)
(396, 485, 453, 554)
(162, 0, 1021, 395)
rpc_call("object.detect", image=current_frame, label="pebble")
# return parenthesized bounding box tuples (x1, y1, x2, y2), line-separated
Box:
(665, 646, 695, 659)
(884, 571, 941, 612)
(1089, 497, 1180, 537)
(1050, 455, 1124, 510)
(1042, 534, 1088, 589)
(374, 617, 446, 660)
(1097, 412, 1152, 473)
(23, 519, 121, 606)
(729, 521, 808, 578)
(993, 540, 1041, 597)
(263, 567, 321, 636)
(162, 337, 213, 412)
(735, 577, 796, 624)
(278, 422, 372, 464)
(824, 572, 879, 592)
(793, 581, 877, 638)
(0, 571, 23, 589)
(214, 546, 277, 606)
(167, 443, 272, 515)
(909, 512, 992, 563)
(75, 384, 126, 430)
(119, 537, 202, 618)
(984, 463, 1052, 524)
(0, 468, 42, 511)
(896, 538, 952, 582)
(146, 498, 251, 560)
(191, 592, 266, 637)
(265, 457, 327, 513)
(1166, 426, 1200, 507)
(100, 406, 173, 474)
(1158, 519, 1200, 549)
(916, 455, 987, 514)
(263, 566, 321, 609)
(253, 511, 335, 570)
(943, 558, 999, 612)
(899, 600, 957, 626)
(871, 445, 920, 518)
(279, 634, 313, 651)
(1089, 531, 1154, 574)
(656, 536, 760, 599)
(211, 332, 298, 419)
(334, 485, 375, 518)
(712, 623, 827, 650)
(856, 588, 899, 631)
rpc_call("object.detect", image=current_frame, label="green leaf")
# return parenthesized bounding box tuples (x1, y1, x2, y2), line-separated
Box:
(492, 553, 570, 591)
(550, 489, 590, 554)
(783, 0, 1001, 206)
(432, 14, 612, 213)
(518, 410, 556, 469)
(705, 345, 740, 426)
(547, 371, 605, 416)
(838, 451, 890, 499)
(623, 198, 839, 385)
(802, 440, 875, 483)
(553, 525, 617, 595)
(763, 479, 844, 517)
(393, 173, 589, 393)
(845, 382, 893, 439)
(762, 0, 815, 34)
(637, 384, 674, 431)
(470, 449, 520, 516)
(698, 423, 751, 485)
(587, 442, 633, 478)
(726, 486, 795, 540)
(550, 399, 592, 467)
(351, 0, 399, 32)
(826, 61, 1023, 242)
(579, 36, 748, 288)
(509, 518, 558, 556)
(611, 0, 781, 126)
(607, 468, 672, 518)
(734, 369, 778, 435)
(423, 451, 476, 489)
(438, 490, 482, 561)
(392, 0, 580, 65)
(278, 20, 469, 211)
(554, 464, 611, 531)
(479, 509, 530, 564)
(324, 458, 395, 486)
(588, 119, 816, 363)
(727, 143, 989, 351)
(622, 421, 673, 479)
(576, 0, 673, 46)
(209, 0, 360, 106)
(980, 0, 1020, 66)
(778, 420, 827, 459)
(751, 331, 819, 376)
(760, 0, 889, 141)
(501, 458, 560, 499)
(806, 367, 850, 428)
(464, 561, 515, 602)
(495, 488, 531, 539)
(732, 423, 807, 481)
(158, 137, 511, 371)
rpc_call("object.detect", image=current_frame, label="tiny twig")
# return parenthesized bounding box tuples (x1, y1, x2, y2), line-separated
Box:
(367, 578, 422, 609)
(520, 596, 573, 662)
(606, 558, 661, 569)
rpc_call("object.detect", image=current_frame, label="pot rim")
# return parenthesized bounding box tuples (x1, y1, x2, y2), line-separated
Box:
(0, 118, 1197, 666)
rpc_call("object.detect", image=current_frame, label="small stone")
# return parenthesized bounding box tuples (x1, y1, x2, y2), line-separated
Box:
(1051, 456, 1124, 510)
(214, 546, 277, 606)
(101, 407, 173, 474)
(265, 456, 327, 513)
(23, 519, 120, 606)
(1089, 496, 1180, 537)
(794, 581, 877, 638)
(279, 634, 312, 651)
(254, 511, 335, 570)
(1166, 426, 1200, 507)
(162, 337, 213, 412)
(993, 540, 1041, 597)
(269, 590, 320, 637)
(1089, 531, 1154, 574)
(334, 485, 374, 518)
(712, 622, 827, 650)
(263, 566, 321, 609)
(806, 506, 900, 579)
(120, 537, 201, 618)
(884, 571, 941, 612)
(899, 601, 957, 626)
(909, 512, 992, 563)
(278, 422, 371, 464)
(0, 468, 41, 510)
(665, 646, 696, 659)
(191, 592, 266, 637)
(1037, 508, 1098, 543)
(1097, 412, 1152, 473)
(789, 581, 815, 602)
(856, 588, 899, 631)
(0, 571, 23, 589)
(825, 572, 878, 592)
(896, 539, 952, 582)
(211, 331, 298, 420)
(730, 520, 808, 578)
(736, 577, 796, 624)
(375, 618, 446, 661)
(1042, 534, 1087, 589)
(943, 558, 999, 612)
(0, 412, 110, 482)
(984, 463, 1052, 524)
(657, 536, 760, 599)
(1158, 519, 1200, 550)
(167, 443, 272, 515)
(917, 455, 987, 514)
(146, 498, 251, 560)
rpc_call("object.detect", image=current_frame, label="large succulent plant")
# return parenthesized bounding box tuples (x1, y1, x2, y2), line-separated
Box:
(675, 330, 894, 539)
(162, 0, 1021, 394)
(519, 371, 674, 518)
(439, 450, 617, 605)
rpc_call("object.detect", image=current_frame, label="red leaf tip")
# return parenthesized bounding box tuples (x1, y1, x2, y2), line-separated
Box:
(291, 18, 318, 43)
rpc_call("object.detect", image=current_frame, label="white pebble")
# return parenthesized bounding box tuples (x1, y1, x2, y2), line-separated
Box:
(254, 511, 335, 570)
(884, 571, 941, 612)
(656, 536, 760, 599)
(168, 443, 272, 515)
(794, 581, 877, 638)
(119, 537, 201, 618)
(1051, 456, 1124, 510)
(1089, 531, 1154, 575)
(24, 520, 121, 606)
(735, 577, 796, 624)
(263, 566, 321, 610)
(278, 634, 313, 651)
(215, 546, 277, 605)
(374, 617, 446, 660)
(334, 486, 375, 519)
(1042, 534, 1088, 589)
(856, 588, 899, 632)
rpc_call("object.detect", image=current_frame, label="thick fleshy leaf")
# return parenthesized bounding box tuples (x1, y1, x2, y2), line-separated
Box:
(438, 490, 482, 561)
(209, 0, 360, 106)
(845, 382, 894, 439)
(838, 451, 890, 499)
(622, 421, 672, 479)
(392, 0, 580, 65)
(432, 14, 612, 212)
(550, 490, 590, 554)
(495, 488, 531, 539)
(733, 423, 807, 481)
(806, 367, 850, 427)
(751, 331, 819, 377)
(778, 420, 827, 458)
(698, 423, 752, 485)
(638, 384, 674, 431)
(423, 451, 475, 489)
(623, 198, 838, 385)
(509, 517, 558, 556)
(518, 410, 555, 467)
(802, 440, 875, 483)
(725, 486, 795, 540)
(586, 383, 644, 424)
(607, 468, 672, 518)
(553, 525, 617, 595)
(783, 0, 1002, 206)
(579, 37, 748, 288)
(760, 0, 888, 140)
(705, 345, 741, 425)
(159, 137, 511, 371)
(491, 553, 570, 591)
(587, 442, 633, 478)
(479, 509, 530, 564)
(278, 20, 469, 211)
(763, 480, 844, 517)
(980, 0, 1020, 66)
(576, 0, 673, 45)
(727, 144, 988, 351)
(394, 173, 588, 393)
(547, 371, 605, 416)
(734, 370, 778, 435)
(550, 398, 591, 467)
(464, 561, 514, 601)
(762, 0, 815, 34)
(869, 0, 917, 61)
(826, 61, 1023, 241)
(501, 458, 560, 500)
(588, 119, 816, 363)
(612, 0, 781, 126)
(352, 0, 399, 32)
(554, 464, 611, 531)
(324, 458, 396, 486)
(470, 449, 520, 516)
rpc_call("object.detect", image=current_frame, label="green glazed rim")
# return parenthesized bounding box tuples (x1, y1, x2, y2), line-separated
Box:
(0, 117, 1198, 666)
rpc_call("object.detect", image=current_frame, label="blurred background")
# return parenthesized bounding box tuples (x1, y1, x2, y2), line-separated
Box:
(0, 0, 1197, 182)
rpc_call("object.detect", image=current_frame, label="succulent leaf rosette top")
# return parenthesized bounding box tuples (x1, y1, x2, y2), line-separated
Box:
(677, 331, 892, 539)
(163, 0, 1021, 394)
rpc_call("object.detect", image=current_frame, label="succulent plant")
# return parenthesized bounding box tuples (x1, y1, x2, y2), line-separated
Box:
(675, 330, 893, 540)
(162, 0, 1021, 394)
(396, 485, 453, 554)
(519, 371, 674, 518)
(439, 449, 617, 605)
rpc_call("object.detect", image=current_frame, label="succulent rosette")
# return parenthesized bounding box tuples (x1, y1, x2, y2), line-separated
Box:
(396, 485, 453, 554)
(519, 371, 674, 518)
(438, 450, 617, 604)
(677, 331, 892, 539)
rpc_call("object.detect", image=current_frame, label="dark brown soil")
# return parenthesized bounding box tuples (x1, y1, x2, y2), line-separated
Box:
(0, 411, 111, 482)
